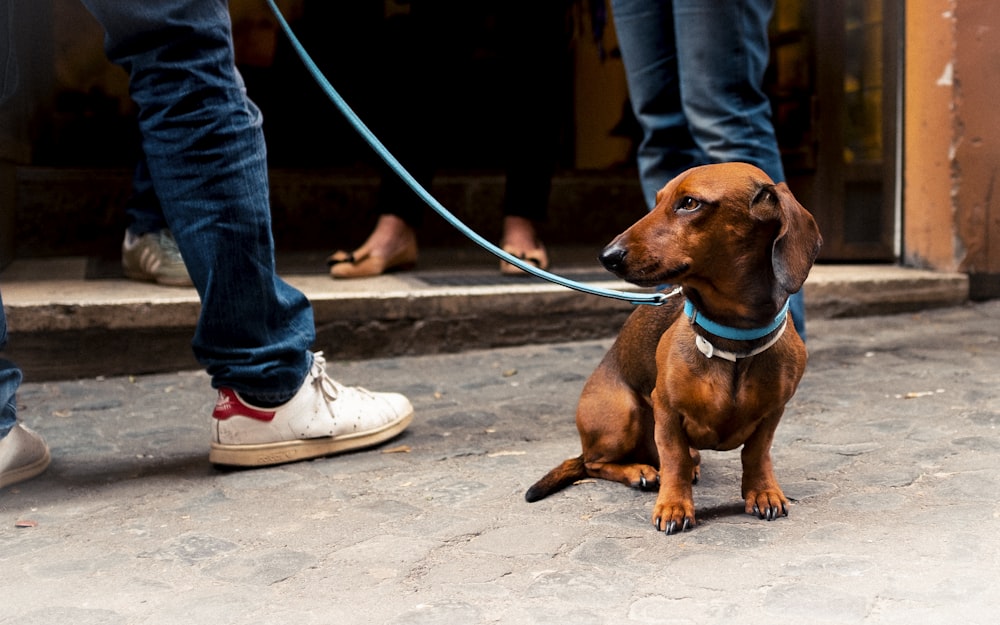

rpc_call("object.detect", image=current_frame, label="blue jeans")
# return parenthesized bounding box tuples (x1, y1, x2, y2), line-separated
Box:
(611, 0, 805, 337)
(0, 292, 21, 439)
(80, 0, 314, 401)
(1, 1, 21, 438)
(611, 0, 783, 203)
(125, 157, 167, 236)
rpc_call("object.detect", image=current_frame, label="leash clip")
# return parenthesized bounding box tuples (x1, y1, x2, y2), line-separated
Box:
(633, 285, 682, 307)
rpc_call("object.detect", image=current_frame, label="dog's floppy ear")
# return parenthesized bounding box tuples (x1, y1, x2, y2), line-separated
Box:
(751, 183, 823, 295)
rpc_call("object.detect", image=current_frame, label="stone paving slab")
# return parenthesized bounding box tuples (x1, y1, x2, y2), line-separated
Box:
(2, 301, 999, 624)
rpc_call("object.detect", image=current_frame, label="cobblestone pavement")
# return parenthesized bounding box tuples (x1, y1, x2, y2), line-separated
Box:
(2, 301, 1000, 625)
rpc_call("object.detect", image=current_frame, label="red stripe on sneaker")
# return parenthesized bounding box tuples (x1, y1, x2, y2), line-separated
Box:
(212, 388, 276, 422)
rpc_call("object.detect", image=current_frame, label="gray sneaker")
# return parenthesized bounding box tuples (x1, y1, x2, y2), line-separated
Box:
(122, 229, 194, 287)
(0, 423, 51, 489)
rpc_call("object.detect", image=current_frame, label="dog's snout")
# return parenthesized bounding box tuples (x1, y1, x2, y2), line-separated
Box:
(600, 243, 628, 272)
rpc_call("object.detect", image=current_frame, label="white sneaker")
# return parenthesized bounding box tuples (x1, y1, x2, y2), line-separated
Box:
(209, 352, 413, 467)
(0, 423, 51, 489)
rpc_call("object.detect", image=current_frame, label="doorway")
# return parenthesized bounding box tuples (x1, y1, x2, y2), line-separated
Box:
(768, 0, 901, 261)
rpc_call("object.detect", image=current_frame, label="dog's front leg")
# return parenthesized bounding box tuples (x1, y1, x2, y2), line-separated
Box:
(740, 409, 789, 521)
(650, 393, 697, 535)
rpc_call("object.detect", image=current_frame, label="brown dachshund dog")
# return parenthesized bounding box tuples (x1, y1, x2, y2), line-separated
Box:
(525, 163, 822, 534)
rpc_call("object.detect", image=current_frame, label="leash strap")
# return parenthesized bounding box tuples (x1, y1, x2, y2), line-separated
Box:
(264, 0, 669, 307)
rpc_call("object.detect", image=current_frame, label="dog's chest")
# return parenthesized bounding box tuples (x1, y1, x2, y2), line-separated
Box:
(662, 358, 786, 450)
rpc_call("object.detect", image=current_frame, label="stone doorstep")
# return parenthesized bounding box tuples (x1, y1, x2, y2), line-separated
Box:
(0, 263, 970, 381)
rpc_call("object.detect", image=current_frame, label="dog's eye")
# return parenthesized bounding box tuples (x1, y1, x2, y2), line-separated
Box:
(675, 197, 702, 214)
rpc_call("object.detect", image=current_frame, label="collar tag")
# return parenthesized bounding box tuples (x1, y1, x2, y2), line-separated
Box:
(695, 334, 725, 361)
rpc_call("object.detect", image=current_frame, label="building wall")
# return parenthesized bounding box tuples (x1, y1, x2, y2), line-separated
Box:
(905, 0, 1000, 297)
(952, 0, 1000, 295)
(6, 0, 1000, 293)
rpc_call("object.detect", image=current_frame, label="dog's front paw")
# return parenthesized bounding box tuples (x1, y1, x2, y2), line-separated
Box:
(629, 465, 660, 491)
(744, 489, 789, 521)
(651, 496, 696, 535)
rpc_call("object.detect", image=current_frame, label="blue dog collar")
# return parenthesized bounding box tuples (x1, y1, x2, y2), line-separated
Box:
(684, 299, 790, 341)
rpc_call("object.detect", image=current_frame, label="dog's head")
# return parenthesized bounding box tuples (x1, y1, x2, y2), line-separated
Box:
(600, 163, 822, 310)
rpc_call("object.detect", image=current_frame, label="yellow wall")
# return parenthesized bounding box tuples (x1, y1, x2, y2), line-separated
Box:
(572, 4, 633, 169)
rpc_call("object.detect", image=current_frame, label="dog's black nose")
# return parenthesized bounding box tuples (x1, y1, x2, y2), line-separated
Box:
(599, 244, 628, 272)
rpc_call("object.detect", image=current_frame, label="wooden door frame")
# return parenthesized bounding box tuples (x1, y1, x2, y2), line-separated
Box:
(811, 0, 900, 261)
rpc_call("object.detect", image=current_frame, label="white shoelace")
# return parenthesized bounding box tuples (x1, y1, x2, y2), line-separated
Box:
(309, 352, 377, 407)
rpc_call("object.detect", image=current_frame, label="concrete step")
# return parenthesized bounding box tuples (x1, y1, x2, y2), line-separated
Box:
(1, 247, 969, 381)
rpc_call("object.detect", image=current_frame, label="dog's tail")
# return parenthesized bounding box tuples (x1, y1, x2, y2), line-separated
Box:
(524, 455, 587, 502)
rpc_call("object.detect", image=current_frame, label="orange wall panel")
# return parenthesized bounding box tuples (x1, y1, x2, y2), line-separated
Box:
(904, 0, 960, 271)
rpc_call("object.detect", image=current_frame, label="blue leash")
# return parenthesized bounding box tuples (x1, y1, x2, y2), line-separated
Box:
(264, 0, 669, 307)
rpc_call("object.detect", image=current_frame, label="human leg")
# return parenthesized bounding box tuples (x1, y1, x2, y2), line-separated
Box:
(0, 290, 51, 488)
(79, 0, 412, 464)
(671, 0, 783, 181)
(497, 1, 569, 224)
(0, 291, 19, 440)
(124, 158, 165, 236)
(0, 2, 52, 487)
(328, 0, 467, 279)
(671, 0, 804, 336)
(614, 0, 805, 336)
(82, 0, 314, 397)
(494, 2, 573, 274)
(610, 0, 706, 209)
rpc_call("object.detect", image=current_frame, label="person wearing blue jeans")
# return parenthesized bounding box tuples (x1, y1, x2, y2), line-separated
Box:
(0, 291, 51, 488)
(610, 0, 808, 337)
(0, 0, 413, 488)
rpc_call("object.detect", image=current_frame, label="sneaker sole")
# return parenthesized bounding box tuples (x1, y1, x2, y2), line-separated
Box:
(123, 268, 193, 287)
(208, 411, 413, 468)
(0, 447, 52, 489)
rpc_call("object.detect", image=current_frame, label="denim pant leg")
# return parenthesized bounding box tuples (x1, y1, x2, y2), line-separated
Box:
(611, 0, 706, 209)
(0, 4, 20, 439)
(81, 0, 314, 399)
(672, 0, 783, 182)
(671, 0, 806, 338)
(611, 0, 805, 337)
(124, 157, 167, 236)
(670, 0, 806, 338)
(0, 291, 22, 439)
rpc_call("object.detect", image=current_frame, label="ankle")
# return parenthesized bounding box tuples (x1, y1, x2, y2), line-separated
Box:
(502, 216, 540, 247)
(365, 215, 417, 254)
